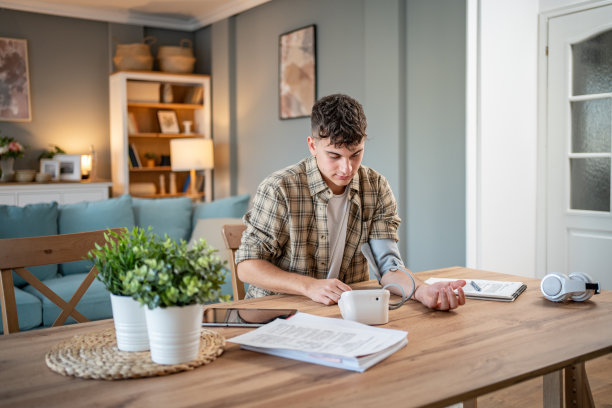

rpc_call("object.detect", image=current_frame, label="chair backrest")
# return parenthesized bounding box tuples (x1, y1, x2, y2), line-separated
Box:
(221, 224, 247, 301)
(0, 229, 120, 335)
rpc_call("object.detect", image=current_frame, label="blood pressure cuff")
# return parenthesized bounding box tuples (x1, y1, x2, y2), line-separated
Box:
(362, 239, 405, 283)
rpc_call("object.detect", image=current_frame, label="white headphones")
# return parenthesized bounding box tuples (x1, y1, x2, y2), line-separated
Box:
(540, 272, 600, 302)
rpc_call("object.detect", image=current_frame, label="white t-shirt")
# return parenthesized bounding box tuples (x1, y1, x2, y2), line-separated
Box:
(326, 188, 350, 280)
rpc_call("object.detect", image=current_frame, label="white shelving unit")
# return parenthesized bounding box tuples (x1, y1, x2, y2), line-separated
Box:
(109, 71, 212, 201)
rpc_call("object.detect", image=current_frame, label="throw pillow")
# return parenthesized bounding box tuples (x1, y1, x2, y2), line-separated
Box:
(192, 194, 250, 226)
(0, 202, 59, 286)
(132, 196, 193, 242)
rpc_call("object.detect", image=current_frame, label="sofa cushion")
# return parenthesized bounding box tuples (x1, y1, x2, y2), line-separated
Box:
(188, 217, 246, 301)
(0, 202, 59, 287)
(58, 195, 135, 275)
(132, 196, 192, 242)
(192, 194, 250, 226)
(23, 274, 112, 327)
(0, 287, 42, 334)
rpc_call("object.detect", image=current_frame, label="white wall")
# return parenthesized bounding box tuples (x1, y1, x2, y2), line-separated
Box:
(468, 0, 538, 277)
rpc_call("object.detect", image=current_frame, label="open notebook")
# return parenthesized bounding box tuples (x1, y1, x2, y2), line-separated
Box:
(425, 277, 527, 302)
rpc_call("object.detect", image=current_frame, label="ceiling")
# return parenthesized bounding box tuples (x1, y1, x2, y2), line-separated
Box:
(0, 0, 271, 31)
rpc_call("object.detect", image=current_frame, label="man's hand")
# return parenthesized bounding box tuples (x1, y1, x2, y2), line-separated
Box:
(304, 278, 352, 305)
(415, 280, 466, 311)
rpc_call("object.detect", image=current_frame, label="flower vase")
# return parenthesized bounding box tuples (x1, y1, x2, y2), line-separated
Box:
(0, 157, 15, 182)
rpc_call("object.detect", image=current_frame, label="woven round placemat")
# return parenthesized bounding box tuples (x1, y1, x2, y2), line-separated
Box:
(45, 328, 225, 380)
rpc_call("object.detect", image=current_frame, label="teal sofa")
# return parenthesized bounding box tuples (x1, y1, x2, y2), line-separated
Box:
(0, 193, 250, 333)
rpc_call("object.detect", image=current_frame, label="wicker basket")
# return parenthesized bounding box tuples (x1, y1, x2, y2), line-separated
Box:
(113, 36, 155, 71)
(113, 55, 154, 71)
(159, 56, 196, 73)
(158, 39, 193, 58)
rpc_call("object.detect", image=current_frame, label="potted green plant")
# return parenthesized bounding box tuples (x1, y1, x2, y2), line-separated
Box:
(88, 227, 154, 352)
(144, 152, 157, 168)
(126, 235, 229, 365)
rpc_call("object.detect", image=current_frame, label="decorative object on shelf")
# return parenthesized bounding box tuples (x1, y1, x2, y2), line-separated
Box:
(160, 155, 171, 167)
(129, 182, 156, 196)
(127, 112, 139, 134)
(162, 83, 173, 103)
(88, 228, 157, 352)
(35, 172, 51, 182)
(144, 152, 157, 168)
(158, 39, 196, 74)
(15, 169, 35, 182)
(0, 38, 32, 122)
(40, 158, 60, 181)
(127, 81, 160, 103)
(0, 133, 26, 181)
(113, 36, 155, 72)
(170, 138, 214, 195)
(279, 25, 316, 120)
(169, 172, 177, 194)
(81, 154, 92, 179)
(157, 110, 180, 134)
(122, 232, 228, 364)
(158, 174, 166, 195)
(54, 154, 82, 181)
(182, 120, 193, 134)
(38, 144, 65, 161)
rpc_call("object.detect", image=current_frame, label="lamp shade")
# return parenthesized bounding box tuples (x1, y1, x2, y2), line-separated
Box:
(170, 138, 214, 171)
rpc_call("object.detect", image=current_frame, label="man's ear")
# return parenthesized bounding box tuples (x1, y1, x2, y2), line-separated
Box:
(307, 136, 317, 156)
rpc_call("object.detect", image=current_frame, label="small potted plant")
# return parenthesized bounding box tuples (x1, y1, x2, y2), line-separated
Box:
(144, 152, 157, 168)
(88, 227, 154, 352)
(126, 236, 229, 365)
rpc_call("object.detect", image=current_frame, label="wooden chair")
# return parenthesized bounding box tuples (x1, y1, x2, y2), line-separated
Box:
(221, 224, 247, 301)
(0, 229, 119, 335)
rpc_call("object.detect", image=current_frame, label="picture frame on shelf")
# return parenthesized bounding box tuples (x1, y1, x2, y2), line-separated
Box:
(279, 25, 316, 120)
(157, 110, 180, 134)
(39, 159, 60, 181)
(0, 37, 32, 122)
(54, 154, 81, 181)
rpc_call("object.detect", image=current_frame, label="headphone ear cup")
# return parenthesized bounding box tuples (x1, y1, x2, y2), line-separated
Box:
(568, 272, 595, 302)
(541, 273, 571, 302)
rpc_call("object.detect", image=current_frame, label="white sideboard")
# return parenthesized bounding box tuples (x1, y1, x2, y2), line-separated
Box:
(0, 181, 112, 206)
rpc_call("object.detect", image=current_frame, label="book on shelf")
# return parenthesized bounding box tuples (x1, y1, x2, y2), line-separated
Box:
(184, 86, 204, 104)
(228, 312, 408, 372)
(128, 144, 140, 168)
(424, 277, 527, 302)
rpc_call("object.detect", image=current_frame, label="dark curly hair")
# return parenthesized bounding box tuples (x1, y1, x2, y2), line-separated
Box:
(310, 94, 367, 147)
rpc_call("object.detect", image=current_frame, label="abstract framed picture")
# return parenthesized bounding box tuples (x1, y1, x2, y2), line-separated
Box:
(279, 25, 316, 120)
(0, 38, 32, 122)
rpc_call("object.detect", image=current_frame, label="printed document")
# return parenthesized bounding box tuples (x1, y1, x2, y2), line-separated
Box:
(228, 312, 408, 372)
(425, 277, 526, 302)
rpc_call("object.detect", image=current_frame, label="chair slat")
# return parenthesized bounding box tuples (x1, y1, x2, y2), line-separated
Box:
(222, 224, 247, 301)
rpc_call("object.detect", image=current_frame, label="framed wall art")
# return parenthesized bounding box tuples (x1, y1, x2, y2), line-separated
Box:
(0, 38, 32, 122)
(279, 25, 316, 120)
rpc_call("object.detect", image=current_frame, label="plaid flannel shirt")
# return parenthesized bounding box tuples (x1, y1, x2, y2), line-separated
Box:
(235, 155, 401, 298)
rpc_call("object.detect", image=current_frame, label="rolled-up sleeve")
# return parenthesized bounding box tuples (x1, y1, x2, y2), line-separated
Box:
(367, 175, 401, 241)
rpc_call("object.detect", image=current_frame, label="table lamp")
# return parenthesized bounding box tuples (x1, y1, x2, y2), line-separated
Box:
(170, 138, 214, 196)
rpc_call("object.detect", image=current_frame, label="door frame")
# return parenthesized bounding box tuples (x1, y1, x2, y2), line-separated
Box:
(536, 0, 612, 278)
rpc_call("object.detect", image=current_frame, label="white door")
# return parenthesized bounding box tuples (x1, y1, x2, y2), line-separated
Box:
(547, 4, 612, 290)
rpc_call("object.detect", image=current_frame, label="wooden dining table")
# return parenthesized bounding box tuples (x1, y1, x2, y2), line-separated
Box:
(1, 267, 610, 408)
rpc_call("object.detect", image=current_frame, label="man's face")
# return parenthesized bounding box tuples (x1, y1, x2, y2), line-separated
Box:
(307, 136, 365, 195)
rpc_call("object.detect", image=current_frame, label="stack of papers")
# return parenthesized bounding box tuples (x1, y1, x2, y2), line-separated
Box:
(425, 277, 527, 302)
(228, 312, 407, 372)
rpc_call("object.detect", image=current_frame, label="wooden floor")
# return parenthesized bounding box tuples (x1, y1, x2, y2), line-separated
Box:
(477, 354, 612, 407)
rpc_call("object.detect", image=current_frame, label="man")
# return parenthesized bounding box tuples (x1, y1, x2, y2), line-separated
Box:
(236, 94, 466, 310)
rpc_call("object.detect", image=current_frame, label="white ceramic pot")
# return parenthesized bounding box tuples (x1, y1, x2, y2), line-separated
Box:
(145, 304, 203, 365)
(110, 294, 149, 352)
